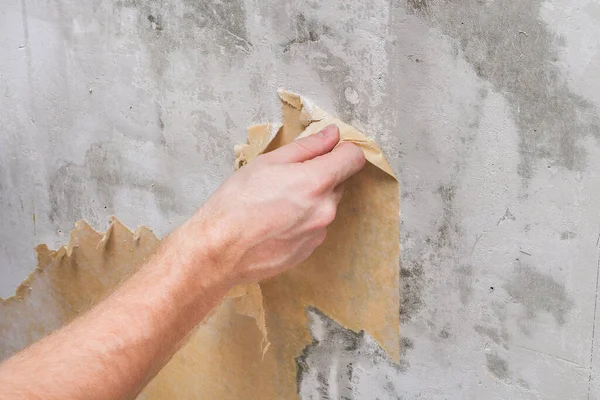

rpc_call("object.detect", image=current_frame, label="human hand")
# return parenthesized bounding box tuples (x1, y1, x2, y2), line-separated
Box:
(183, 124, 366, 288)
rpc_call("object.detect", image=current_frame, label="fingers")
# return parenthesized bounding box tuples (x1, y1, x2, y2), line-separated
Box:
(265, 124, 340, 163)
(306, 142, 366, 187)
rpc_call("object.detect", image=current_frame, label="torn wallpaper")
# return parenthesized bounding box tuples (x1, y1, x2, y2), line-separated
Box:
(0, 89, 400, 399)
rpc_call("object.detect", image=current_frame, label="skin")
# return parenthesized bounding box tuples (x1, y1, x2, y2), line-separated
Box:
(0, 124, 366, 400)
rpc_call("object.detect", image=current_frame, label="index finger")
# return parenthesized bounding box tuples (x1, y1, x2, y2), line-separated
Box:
(305, 142, 366, 187)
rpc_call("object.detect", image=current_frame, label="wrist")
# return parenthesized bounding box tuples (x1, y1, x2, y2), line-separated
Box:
(173, 209, 241, 293)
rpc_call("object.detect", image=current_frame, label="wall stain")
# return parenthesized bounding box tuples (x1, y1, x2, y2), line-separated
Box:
(439, 326, 451, 339)
(297, 307, 403, 399)
(456, 264, 473, 305)
(560, 231, 577, 240)
(436, 184, 460, 250)
(147, 14, 163, 32)
(403, 0, 600, 184)
(474, 324, 509, 349)
(400, 261, 424, 323)
(400, 182, 470, 323)
(399, 336, 414, 372)
(486, 353, 510, 381)
(406, 0, 428, 12)
(282, 13, 329, 53)
(503, 262, 573, 328)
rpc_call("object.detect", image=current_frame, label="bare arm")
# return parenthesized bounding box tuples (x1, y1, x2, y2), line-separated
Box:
(0, 125, 365, 400)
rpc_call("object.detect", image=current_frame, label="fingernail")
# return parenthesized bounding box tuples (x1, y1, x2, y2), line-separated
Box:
(317, 124, 338, 138)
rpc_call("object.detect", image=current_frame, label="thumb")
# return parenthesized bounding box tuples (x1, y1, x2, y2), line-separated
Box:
(265, 124, 340, 163)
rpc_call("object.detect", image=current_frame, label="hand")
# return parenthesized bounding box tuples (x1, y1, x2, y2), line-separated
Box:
(183, 124, 366, 288)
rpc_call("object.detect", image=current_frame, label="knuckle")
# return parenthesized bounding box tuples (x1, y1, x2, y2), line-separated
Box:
(318, 201, 338, 226)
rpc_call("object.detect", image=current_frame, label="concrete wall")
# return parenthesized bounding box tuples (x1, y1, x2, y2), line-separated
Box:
(1, 0, 600, 398)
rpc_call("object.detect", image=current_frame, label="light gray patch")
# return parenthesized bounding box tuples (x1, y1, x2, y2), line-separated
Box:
(560, 231, 577, 240)
(116, 0, 251, 79)
(189, 108, 236, 164)
(87, 142, 179, 215)
(314, 47, 365, 124)
(504, 262, 574, 327)
(183, 0, 252, 53)
(456, 264, 473, 305)
(85, 142, 126, 210)
(48, 163, 92, 224)
(403, 0, 600, 184)
(474, 325, 509, 349)
(48, 141, 180, 228)
(486, 353, 510, 381)
(281, 14, 367, 125)
(297, 307, 403, 399)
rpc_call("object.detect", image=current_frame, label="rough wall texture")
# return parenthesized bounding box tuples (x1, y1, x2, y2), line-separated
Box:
(1, 0, 600, 398)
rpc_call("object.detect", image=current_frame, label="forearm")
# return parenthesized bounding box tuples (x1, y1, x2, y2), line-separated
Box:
(0, 225, 229, 400)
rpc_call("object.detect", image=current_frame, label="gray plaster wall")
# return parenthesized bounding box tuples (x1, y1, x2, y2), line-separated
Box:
(1, 0, 600, 398)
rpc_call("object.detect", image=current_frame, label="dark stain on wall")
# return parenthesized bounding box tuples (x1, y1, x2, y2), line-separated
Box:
(560, 231, 577, 240)
(406, 0, 429, 12)
(474, 324, 509, 349)
(282, 13, 330, 53)
(439, 326, 451, 339)
(297, 307, 403, 399)
(400, 261, 424, 323)
(486, 353, 510, 381)
(399, 336, 414, 372)
(400, 182, 471, 323)
(436, 184, 460, 250)
(503, 262, 573, 327)
(147, 14, 163, 32)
